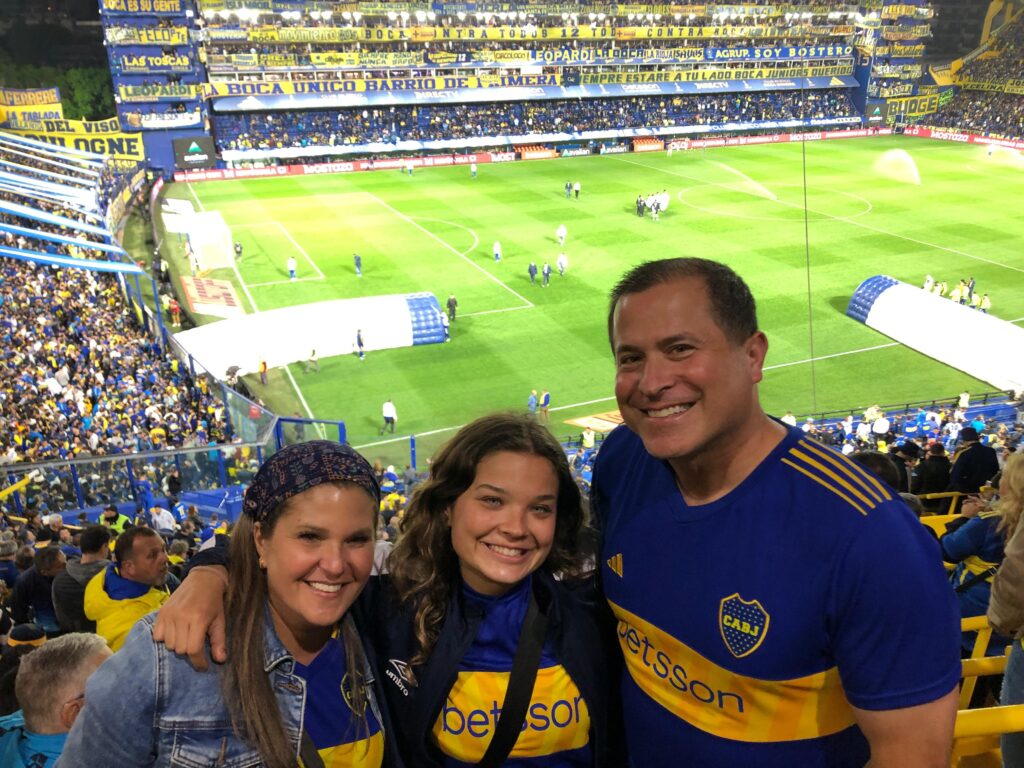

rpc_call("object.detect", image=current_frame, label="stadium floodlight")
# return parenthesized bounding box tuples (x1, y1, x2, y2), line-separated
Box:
(588, 12, 595, 20)
(561, 12, 568, 20)
(400, 11, 409, 21)
(427, 11, 435, 20)
(645, 13, 653, 21)
(415, 10, 425, 21)
(456, 11, 465, 20)
(688, 13, 695, 20)
(353, 11, 362, 21)
(597, 12, 605, 20)
(673, 12, 680, 20)
(322, 10, 331, 19)
(518, 11, 526, 20)
(387, 11, 397, 20)
(342, 11, 351, 20)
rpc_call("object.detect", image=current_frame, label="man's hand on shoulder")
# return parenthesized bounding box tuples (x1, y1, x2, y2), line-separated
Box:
(152, 565, 229, 671)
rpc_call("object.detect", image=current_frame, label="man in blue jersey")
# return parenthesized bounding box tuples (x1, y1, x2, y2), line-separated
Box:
(592, 257, 960, 767)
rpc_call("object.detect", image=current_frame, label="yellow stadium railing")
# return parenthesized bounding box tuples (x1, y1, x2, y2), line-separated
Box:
(953, 616, 1024, 767)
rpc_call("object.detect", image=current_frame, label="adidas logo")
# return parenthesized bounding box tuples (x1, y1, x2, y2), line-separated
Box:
(606, 553, 623, 578)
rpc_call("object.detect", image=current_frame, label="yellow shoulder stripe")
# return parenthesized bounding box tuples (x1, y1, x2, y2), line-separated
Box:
(781, 458, 869, 516)
(798, 439, 891, 500)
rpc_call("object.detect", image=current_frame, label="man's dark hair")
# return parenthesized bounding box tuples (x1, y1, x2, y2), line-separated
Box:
(114, 527, 162, 565)
(34, 546, 65, 573)
(850, 450, 900, 492)
(608, 257, 758, 348)
(79, 525, 112, 555)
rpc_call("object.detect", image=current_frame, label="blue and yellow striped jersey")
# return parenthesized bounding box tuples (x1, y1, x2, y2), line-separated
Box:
(593, 424, 961, 768)
(294, 638, 384, 768)
(433, 578, 592, 767)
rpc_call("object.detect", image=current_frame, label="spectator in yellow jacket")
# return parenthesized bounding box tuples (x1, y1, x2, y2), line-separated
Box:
(84, 528, 170, 651)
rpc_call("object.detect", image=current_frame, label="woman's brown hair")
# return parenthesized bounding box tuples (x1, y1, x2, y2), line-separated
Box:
(222, 484, 373, 767)
(389, 412, 592, 667)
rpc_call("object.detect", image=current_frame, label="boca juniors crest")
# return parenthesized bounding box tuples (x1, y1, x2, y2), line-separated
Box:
(719, 593, 770, 658)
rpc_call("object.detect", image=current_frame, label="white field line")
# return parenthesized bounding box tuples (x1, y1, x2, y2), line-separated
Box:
(247, 277, 323, 288)
(283, 366, 326, 438)
(185, 183, 259, 313)
(351, 342, 908, 450)
(184, 183, 318, 431)
(232, 220, 325, 282)
(461, 306, 534, 318)
(612, 156, 1024, 275)
(363, 191, 534, 309)
(276, 221, 325, 279)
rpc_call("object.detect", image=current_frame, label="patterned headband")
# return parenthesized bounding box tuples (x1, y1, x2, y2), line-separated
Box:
(243, 440, 380, 523)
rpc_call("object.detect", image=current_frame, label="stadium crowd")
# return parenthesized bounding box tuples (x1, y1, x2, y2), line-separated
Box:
(0, 258, 232, 469)
(928, 90, 1024, 139)
(213, 91, 857, 150)
(957, 14, 1024, 83)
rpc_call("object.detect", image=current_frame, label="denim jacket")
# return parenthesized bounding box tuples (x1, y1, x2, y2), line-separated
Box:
(57, 606, 391, 768)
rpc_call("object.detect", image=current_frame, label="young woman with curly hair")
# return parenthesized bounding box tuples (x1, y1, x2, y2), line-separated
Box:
(154, 413, 622, 768)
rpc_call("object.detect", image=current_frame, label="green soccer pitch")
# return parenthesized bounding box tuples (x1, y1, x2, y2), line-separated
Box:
(157, 136, 1024, 465)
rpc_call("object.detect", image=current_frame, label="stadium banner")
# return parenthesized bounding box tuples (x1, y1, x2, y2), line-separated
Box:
(0, 101, 64, 127)
(121, 109, 203, 129)
(202, 74, 560, 97)
(309, 52, 362, 67)
(886, 93, 943, 117)
(881, 25, 930, 40)
(118, 52, 194, 72)
(412, 26, 614, 41)
(581, 64, 851, 82)
(177, 130, 887, 184)
(357, 51, 424, 67)
(874, 43, 927, 57)
(105, 25, 188, 44)
(99, 0, 184, 13)
(874, 83, 914, 97)
(880, 3, 916, 18)
(207, 27, 249, 41)
(668, 126, 891, 150)
(262, 53, 298, 67)
(904, 125, 1024, 150)
(247, 26, 362, 42)
(174, 151, 507, 181)
(704, 44, 853, 60)
(0, 87, 61, 107)
(118, 83, 199, 102)
(5, 117, 146, 162)
(212, 74, 860, 111)
(959, 79, 1024, 95)
(615, 25, 846, 39)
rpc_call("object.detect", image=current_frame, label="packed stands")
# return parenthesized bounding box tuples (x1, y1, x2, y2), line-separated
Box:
(928, 90, 1024, 137)
(212, 91, 858, 151)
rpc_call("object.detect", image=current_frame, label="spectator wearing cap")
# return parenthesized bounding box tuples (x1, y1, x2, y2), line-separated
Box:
(10, 548, 66, 637)
(98, 505, 131, 536)
(51, 527, 111, 634)
(890, 440, 922, 494)
(0, 633, 111, 767)
(949, 427, 1000, 496)
(913, 444, 954, 512)
(84, 528, 170, 651)
(0, 534, 19, 590)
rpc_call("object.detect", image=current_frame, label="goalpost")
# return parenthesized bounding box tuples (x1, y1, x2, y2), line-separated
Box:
(185, 211, 234, 274)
